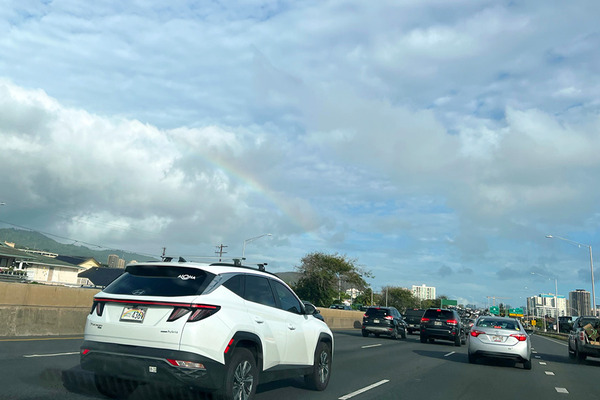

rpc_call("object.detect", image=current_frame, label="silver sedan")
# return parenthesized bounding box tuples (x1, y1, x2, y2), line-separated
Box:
(468, 316, 532, 369)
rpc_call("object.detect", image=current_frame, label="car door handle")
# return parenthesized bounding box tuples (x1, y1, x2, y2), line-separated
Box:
(288, 323, 296, 330)
(254, 317, 264, 324)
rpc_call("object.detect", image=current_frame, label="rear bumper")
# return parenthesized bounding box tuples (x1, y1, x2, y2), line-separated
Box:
(80, 340, 225, 390)
(420, 326, 460, 341)
(468, 340, 530, 362)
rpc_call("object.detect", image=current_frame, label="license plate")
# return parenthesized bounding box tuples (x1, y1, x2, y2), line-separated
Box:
(434, 321, 442, 326)
(374, 319, 380, 324)
(120, 306, 147, 323)
(493, 335, 502, 342)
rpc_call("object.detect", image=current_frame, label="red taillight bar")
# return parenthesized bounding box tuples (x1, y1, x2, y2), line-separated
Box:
(510, 334, 527, 342)
(446, 319, 458, 325)
(384, 315, 394, 320)
(421, 317, 430, 323)
(470, 330, 485, 337)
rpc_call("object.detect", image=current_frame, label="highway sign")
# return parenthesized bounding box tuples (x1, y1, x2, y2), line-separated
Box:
(490, 306, 499, 315)
(508, 308, 524, 317)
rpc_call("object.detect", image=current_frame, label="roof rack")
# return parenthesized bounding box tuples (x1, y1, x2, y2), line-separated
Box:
(155, 256, 273, 274)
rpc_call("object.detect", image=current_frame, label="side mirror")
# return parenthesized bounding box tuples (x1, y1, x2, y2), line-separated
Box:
(304, 303, 317, 315)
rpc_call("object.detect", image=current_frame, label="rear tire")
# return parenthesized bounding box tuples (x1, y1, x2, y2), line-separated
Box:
(575, 345, 587, 363)
(454, 335, 461, 347)
(391, 327, 399, 340)
(468, 353, 477, 364)
(94, 374, 138, 399)
(523, 358, 532, 370)
(400, 329, 406, 339)
(304, 342, 331, 391)
(361, 329, 369, 337)
(218, 348, 258, 400)
(420, 335, 426, 343)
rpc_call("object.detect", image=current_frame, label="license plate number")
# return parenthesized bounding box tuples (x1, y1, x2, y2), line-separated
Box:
(120, 306, 147, 323)
(493, 335, 502, 342)
(434, 321, 442, 326)
(374, 319, 380, 324)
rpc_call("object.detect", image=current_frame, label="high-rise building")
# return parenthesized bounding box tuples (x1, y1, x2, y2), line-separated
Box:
(527, 294, 568, 318)
(569, 289, 591, 316)
(412, 284, 436, 301)
(107, 254, 120, 268)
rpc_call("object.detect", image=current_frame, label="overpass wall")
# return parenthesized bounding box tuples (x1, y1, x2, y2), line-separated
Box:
(0, 282, 363, 336)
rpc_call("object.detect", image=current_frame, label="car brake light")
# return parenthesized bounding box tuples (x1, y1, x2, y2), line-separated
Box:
(510, 334, 527, 342)
(166, 359, 206, 369)
(81, 349, 90, 355)
(384, 315, 394, 320)
(580, 332, 586, 341)
(363, 313, 368, 318)
(421, 317, 430, 323)
(168, 304, 221, 322)
(470, 330, 485, 337)
(446, 319, 458, 325)
(90, 301, 105, 316)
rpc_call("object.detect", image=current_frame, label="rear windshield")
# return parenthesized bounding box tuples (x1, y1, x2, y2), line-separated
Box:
(404, 309, 425, 317)
(103, 265, 215, 297)
(423, 309, 455, 319)
(477, 318, 519, 330)
(366, 308, 390, 317)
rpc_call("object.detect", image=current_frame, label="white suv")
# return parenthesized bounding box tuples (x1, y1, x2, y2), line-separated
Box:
(80, 260, 334, 400)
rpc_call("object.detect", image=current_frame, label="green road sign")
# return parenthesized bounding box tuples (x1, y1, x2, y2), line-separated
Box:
(441, 299, 458, 307)
(490, 306, 500, 315)
(508, 308, 524, 317)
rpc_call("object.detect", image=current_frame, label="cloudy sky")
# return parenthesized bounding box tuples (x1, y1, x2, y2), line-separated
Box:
(1, 0, 600, 307)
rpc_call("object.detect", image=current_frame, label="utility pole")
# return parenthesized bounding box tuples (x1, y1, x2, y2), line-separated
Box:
(215, 244, 228, 261)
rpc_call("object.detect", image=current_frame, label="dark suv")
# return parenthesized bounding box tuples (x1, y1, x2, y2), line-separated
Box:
(362, 306, 407, 339)
(403, 308, 425, 334)
(420, 308, 466, 346)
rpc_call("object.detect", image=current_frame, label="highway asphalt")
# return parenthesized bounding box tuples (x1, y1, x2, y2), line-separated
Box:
(0, 330, 597, 400)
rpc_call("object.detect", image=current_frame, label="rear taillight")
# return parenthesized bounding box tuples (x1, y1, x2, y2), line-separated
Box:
(168, 304, 221, 322)
(446, 319, 458, 325)
(421, 317, 430, 323)
(384, 315, 394, 320)
(580, 331, 586, 341)
(90, 301, 105, 316)
(510, 334, 527, 342)
(81, 349, 90, 355)
(470, 330, 485, 337)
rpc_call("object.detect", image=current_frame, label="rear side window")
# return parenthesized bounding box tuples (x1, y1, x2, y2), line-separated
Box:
(244, 275, 277, 307)
(103, 265, 214, 297)
(366, 308, 390, 318)
(423, 309, 455, 320)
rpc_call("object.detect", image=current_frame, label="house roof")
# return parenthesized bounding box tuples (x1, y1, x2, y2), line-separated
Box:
(55, 255, 100, 266)
(78, 267, 124, 287)
(0, 243, 84, 269)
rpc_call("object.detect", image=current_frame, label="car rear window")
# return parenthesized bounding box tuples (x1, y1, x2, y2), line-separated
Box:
(404, 309, 425, 317)
(477, 318, 519, 330)
(103, 265, 215, 297)
(423, 309, 455, 319)
(365, 308, 390, 317)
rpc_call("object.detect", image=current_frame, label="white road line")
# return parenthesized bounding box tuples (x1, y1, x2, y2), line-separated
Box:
(361, 344, 382, 349)
(338, 379, 390, 400)
(555, 387, 569, 394)
(545, 371, 555, 376)
(532, 350, 538, 353)
(535, 355, 541, 359)
(539, 362, 547, 365)
(444, 351, 456, 357)
(24, 352, 79, 358)
(536, 335, 568, 347)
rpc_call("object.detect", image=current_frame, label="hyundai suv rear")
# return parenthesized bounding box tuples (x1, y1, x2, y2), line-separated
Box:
(80, 260, 334, 400)
(420, 308, 465, 346)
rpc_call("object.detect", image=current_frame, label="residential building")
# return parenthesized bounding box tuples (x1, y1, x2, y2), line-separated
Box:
(569, 289, 592, 316)
(412, 284, 436, 301)
(527, 293, 568, 319)
(107, 254, 123, 268)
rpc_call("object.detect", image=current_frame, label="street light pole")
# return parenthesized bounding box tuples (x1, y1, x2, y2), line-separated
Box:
(242, 233, 272, 259)
(546, 235, 596, 316)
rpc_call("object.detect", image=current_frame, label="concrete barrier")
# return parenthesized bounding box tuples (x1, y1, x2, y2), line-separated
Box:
(0, 282, 362, 337)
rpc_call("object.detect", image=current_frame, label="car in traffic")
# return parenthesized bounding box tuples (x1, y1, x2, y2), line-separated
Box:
(80, 260, 334, 400)
(403, 308, 425, 335)
(362, 306, 407, 339)
(468, 316, 531, 369)
(420, 308, 466, 346)
(567, 316, 600, 362)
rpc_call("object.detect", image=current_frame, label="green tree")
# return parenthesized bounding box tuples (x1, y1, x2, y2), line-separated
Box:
(381, 286, 419, 312)
(293, 252, 372, 307)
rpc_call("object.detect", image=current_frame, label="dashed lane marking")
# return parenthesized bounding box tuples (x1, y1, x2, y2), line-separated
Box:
(555, 388, 569, 394)
(361, 344, 382, 349)
(444, 351, 456, 357)
(24, 352, 80, 358)
(545, 371, 555, 376)
(539, 362, 547, 365)
(339, 379, 390, 400)
(532, 350, 538, 353)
